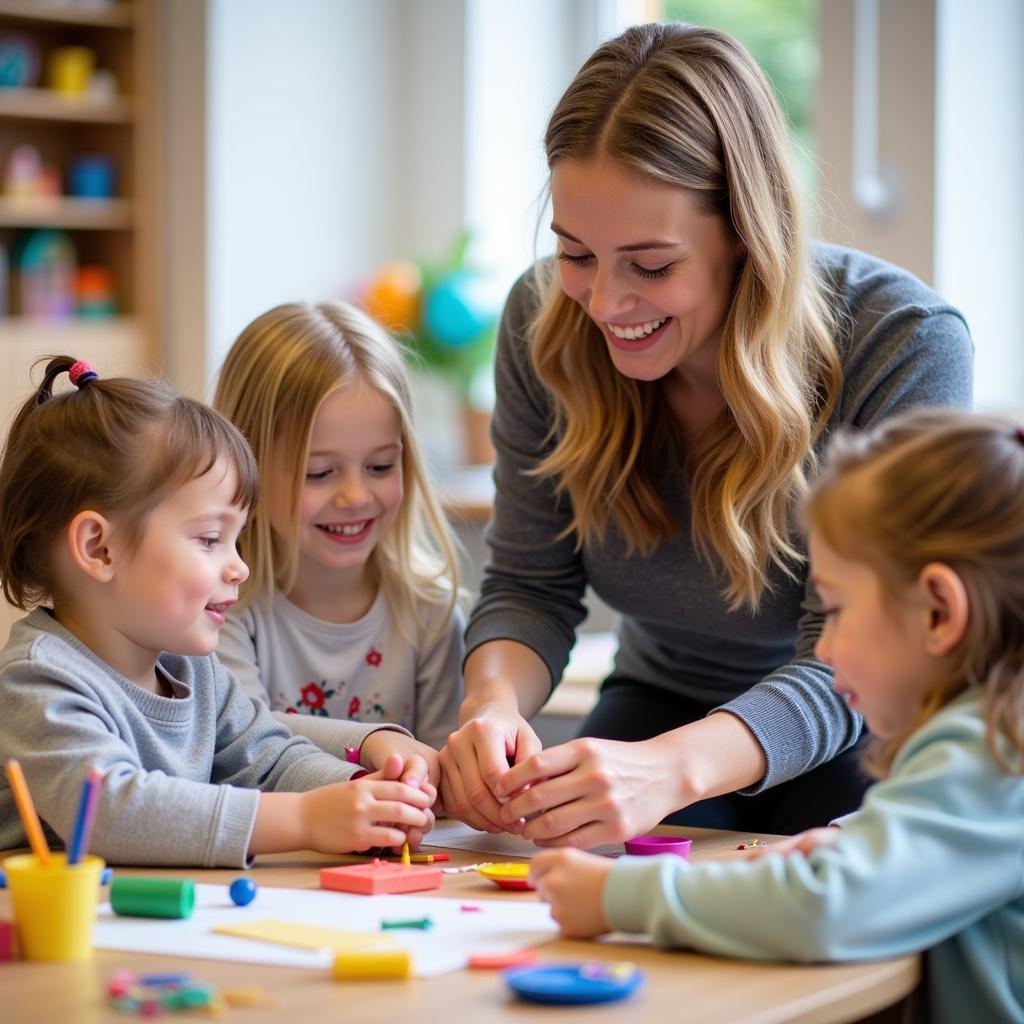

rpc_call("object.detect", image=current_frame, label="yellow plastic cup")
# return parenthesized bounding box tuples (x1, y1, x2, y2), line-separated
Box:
(47, 46, 95, 95)
(5, 852, 105, 961)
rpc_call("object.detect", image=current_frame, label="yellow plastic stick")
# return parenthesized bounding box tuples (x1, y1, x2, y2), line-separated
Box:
(400, 842, 411, 865)
(333, 950, 412, 980)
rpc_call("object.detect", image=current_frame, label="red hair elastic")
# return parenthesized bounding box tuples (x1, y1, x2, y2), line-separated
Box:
(68, 360, 98, 387)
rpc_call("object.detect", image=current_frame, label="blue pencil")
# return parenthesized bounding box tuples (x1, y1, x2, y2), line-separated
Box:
(67, 767, 103, 865)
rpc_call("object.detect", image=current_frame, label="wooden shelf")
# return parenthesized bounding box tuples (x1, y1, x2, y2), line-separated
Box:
(0, 312, 141, 344)
(0, 2, 133, 28)
(0, 87, 132, 123)
(0, 195, 132, 229)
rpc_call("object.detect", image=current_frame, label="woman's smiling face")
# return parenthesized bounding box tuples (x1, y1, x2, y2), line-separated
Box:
(550, 154, 743, 384)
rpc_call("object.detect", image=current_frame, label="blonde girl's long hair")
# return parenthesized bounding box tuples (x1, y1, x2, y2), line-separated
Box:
(532, 22, 841, 610)
(806, 409, 1024, 778)
(212, 302, 460, 641)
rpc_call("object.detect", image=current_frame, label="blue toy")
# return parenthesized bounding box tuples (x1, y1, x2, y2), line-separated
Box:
(505, 962, 644, 1005)
(229, 877, 257, 907)
(423, 270, 498, 349)
(68, 154, 116, 199)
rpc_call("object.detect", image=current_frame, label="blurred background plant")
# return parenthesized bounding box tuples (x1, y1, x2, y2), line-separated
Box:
(359, 231, 501, 417)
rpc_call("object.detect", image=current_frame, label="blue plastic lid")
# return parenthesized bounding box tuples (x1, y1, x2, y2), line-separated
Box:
(505, 962, 644, 1005)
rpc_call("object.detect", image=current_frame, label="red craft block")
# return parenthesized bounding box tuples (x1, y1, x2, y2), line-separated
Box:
(320, 861, 443, 895)
(0, 919, 14, 960)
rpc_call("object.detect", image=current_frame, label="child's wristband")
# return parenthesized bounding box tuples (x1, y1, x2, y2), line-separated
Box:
(344, 745, 361, 766)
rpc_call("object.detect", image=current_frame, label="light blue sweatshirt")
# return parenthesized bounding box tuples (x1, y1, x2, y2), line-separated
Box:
(605, 690, 1024, 1023)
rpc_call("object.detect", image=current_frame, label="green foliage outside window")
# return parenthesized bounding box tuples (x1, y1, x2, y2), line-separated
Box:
(662, 0, 819, 190)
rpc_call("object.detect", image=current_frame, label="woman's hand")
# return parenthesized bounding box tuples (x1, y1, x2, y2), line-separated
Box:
(494, 713, 767, 848)
(438, 704, 542, 834)
(493, 735, 682, 848)
(531, 849, 613, 937)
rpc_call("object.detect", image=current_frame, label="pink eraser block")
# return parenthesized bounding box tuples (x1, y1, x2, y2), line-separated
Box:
(320, 862, 443, 895)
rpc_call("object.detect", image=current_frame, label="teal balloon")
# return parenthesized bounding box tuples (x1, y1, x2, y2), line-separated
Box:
(424, 271, 495, 348)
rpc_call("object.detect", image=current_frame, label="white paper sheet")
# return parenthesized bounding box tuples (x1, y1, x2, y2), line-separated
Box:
(92, 882, 558, 978)
(425, 819, 624, 859)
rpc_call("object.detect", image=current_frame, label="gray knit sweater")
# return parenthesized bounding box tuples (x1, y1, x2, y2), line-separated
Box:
(0, 609, 408, 865)
(465, 243, 973, 791)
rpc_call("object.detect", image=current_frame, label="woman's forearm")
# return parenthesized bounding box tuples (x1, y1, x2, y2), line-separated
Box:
(461, 640, 552, 723)
(661, 711, 768, 808)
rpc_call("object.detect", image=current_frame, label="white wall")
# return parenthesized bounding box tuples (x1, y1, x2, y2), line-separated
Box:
(206, 0, 407, 376)
(934, 0, 1024, 413)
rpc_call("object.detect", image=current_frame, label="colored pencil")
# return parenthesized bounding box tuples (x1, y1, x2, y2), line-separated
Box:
(67, 767, 103, 865)
(4, 758, 50, 866)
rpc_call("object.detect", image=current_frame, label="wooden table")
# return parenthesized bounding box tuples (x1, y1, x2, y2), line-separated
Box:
(0, 827, 919, 1024)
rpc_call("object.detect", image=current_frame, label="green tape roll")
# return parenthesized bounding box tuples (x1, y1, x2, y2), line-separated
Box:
(110, 877, 195, 919)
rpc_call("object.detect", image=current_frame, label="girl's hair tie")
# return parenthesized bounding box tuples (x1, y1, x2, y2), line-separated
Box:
(68, 360, 99, 388)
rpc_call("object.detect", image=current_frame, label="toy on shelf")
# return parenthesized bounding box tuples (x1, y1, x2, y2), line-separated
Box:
(68, 154, 116, 199)
(76, 265, 116, 317)
(12, 228, 76, 318)
(359, 232, 502, 463)
(0, 33, 41, 89)
(47, 46, 95, 95)
(3, 144, 61, 199)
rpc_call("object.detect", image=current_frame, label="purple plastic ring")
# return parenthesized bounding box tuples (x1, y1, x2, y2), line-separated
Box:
(623, 835, 692, 858)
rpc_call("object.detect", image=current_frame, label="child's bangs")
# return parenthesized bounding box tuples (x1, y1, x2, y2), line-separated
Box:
(137, 402, 260, 513)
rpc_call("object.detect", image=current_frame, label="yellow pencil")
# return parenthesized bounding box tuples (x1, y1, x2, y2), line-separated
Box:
(400, 842, 410, 866)
(5, 758, 51, 866)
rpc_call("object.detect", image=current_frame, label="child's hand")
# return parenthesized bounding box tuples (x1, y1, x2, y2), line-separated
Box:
(365, 752, 437, 851)
(530, 849, 613, 938)
(744, 826, 839, 860)
(359, 730, 441, 793)
(299, 772, 433, 854)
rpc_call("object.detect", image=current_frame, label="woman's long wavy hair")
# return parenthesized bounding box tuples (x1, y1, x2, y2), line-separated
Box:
(806, 409, 1024, 778)
(213, 302, 460, 642)
(531, 22, 841, 610)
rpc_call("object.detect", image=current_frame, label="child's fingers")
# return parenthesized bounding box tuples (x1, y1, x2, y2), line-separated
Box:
(400, 754, 429, 788)
(529, 850, 559, 886)
(370, 800, 432, 828)
(378, 752, 405, 781)
(359, 825, 410, 849)
(359, 780, 434, 806)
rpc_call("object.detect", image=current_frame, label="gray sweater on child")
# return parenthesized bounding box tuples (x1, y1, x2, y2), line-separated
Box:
(465, 244, 973, 790)
(0, 609, 408, 866)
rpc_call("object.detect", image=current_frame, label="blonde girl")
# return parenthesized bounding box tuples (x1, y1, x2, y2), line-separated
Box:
(533, 408, 1024, 1024)
(214, 302, 463, 782)
(0, 357, 434, 865)
(441, 21, 972, 841)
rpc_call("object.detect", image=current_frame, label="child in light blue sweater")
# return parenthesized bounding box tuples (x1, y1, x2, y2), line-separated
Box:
(532, 409, 1024, 1024)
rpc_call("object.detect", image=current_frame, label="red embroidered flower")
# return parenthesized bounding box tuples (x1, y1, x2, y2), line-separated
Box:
(348, 696, 361, 717)
(366, 647, 382, 667)
(301, 683, 326, 710)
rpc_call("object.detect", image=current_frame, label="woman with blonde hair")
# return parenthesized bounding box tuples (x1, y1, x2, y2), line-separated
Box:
(440, 22, 972, 843)
(214, 302, 464, 799)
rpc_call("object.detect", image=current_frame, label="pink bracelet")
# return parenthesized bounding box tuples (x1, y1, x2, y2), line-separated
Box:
(344, 745, 361, 765)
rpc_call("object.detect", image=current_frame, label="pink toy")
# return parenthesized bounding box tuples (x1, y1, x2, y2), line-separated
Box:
(319, 859, 442, 896)
(623, 835, 692, 859)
